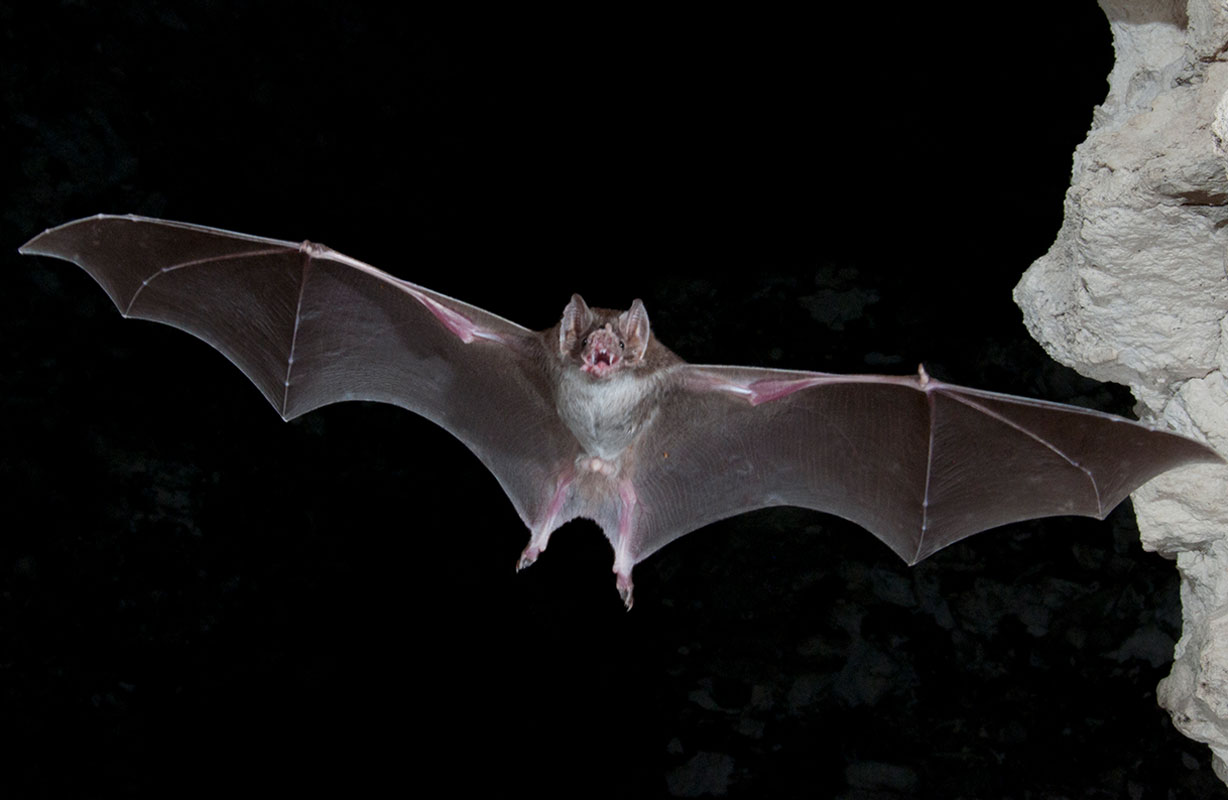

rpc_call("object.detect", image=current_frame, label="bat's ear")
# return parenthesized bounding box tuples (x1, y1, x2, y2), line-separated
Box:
(559, 293, 594, 354)
(618, 299, 651, 361)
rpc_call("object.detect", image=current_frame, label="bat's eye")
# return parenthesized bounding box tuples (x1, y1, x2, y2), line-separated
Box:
(618, 340, 625, 349)
(581, 337, 588, 346)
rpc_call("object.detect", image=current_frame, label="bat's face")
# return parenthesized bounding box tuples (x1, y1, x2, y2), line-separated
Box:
(578, 323, 629, 377)
(557, 294, 651, 379)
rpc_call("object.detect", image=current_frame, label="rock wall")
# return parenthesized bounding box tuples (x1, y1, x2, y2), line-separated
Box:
(1013, 0, 1228, 784)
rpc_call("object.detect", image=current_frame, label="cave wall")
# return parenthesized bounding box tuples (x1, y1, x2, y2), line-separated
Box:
(1013, 0, 1228, 783)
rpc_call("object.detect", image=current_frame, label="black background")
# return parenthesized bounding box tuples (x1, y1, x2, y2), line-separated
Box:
(4, 3, 1226, 798)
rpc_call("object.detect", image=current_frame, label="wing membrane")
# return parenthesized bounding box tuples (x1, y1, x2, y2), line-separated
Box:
(20, 214, 577, 532)
(625, 365, 1218, 565)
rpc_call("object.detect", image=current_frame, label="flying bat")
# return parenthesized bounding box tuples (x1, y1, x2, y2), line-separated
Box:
(19, 215, 1221, 607)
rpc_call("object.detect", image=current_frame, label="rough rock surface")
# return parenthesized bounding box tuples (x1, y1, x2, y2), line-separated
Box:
(1014, 0, 1228, 784)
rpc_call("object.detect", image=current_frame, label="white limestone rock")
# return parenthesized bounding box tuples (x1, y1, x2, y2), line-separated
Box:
(1013, 0, 1228, 784)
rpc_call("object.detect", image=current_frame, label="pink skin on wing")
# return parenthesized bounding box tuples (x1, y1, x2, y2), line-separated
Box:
(403, 285, 506, 345)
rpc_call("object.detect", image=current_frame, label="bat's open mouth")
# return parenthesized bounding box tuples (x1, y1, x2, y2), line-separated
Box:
(582, 331, 621, 376)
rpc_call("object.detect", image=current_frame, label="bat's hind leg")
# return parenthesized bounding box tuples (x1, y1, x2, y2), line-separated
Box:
(614, 561, 635, 610)
(517, 472, 573, 571)
(612, 481, 638, 610)
(517, 540, 546, 571)
(517, 524, 556, 572)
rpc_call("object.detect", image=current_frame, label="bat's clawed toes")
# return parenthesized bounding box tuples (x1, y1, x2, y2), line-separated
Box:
(516, 545, 540, 572)
(615, 572, 635, 610)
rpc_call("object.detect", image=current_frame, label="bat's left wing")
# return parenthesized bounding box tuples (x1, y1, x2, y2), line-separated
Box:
(20, 215, 579, 537)
(618, 364, 1221, 569)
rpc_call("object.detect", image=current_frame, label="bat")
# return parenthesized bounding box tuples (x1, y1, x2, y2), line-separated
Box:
(20, 215, 1221, 608)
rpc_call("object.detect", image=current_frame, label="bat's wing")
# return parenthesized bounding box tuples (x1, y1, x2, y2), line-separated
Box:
(20, 214, 577, 532)
(622, 364, 1221, 567)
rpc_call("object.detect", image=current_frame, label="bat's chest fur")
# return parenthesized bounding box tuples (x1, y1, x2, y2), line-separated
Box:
(556, 369, 656, 462)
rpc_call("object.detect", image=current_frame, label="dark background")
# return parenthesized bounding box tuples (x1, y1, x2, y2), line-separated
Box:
(4, 3, 1225, 798)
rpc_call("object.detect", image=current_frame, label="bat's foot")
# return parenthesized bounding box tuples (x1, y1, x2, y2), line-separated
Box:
(516, 545, 540, 571)
(615, 572, 634, 610)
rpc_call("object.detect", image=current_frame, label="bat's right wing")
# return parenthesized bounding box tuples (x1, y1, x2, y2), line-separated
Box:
(619, 364, 1221, 568)
(20, 215, 579, 533)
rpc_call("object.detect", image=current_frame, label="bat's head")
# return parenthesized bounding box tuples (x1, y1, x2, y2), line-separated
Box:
(557, 294, 651, 378)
